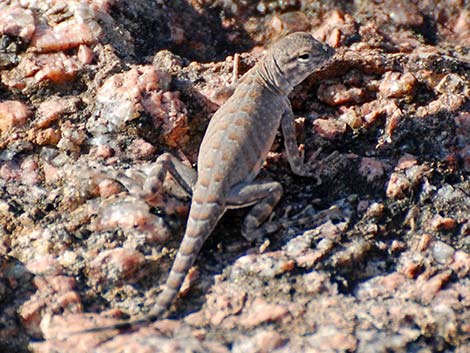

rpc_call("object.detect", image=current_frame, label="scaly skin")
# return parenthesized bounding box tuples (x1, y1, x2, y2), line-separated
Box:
(79, 32, 334, 333)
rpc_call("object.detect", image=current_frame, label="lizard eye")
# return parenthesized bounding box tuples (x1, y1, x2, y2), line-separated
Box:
(297, 53, 311, 62)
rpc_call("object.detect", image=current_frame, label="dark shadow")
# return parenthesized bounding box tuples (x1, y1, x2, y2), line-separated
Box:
(106, 0, 254, 63)
(413, 15, 438, 46)
(0, 256, 35, 353)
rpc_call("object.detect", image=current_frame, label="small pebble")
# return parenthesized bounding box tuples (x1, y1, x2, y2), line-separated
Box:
(431, 241, 455, 264)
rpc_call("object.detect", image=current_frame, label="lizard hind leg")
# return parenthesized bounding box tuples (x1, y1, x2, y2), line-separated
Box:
(117, 152, 196, 203)
(226, 180, 283, 242)
(143, 152, 196, 198)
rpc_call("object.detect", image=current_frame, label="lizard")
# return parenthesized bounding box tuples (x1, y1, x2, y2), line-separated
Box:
(78, 31, 335, 333)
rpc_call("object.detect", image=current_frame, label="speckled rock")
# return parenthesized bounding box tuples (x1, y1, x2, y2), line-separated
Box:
(1, 1, 470, 352)
(0, 100, 31, 131)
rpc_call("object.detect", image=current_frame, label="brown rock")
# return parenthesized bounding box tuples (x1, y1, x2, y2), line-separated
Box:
(313, 10, 356, 48)
(204, 283, 247, 326)
(295, 251, 325, 269)
(240, 298, 289, 328)
(179, 266, 199, 298)
(19, 270, 82, 338)
(396, 154, 418, 170)
(26, 255, 62, 276)
(18, 296, 45, 337)
(152, 319, 183, 336)
(0, 161, 20, 182)
(360, 99, 403, 139)
(88, 248, 145, 286)
(415, 233, 433, 252)
(36, 97, 80, 129)
(0, 4, 35, 41)
(0, 156, 42, 185)
(98, 179, 123, 198)
(77, 45, 94, 65)
(31, 21, 99, 53)
(37, 312, 122, 347)
(313, 118, 347, 140)
(338, 107, 362, 128)
(310, 326, 357, 352)
(233, 251, 295, 278)
(431, 216, 457, 232)
(450, 251, 470, 278)
(43, 162, 60, 184)
(416, 93, 466, 118)
(386, 172, 410, 199)
(390, 240, 406, 253)
(34, 128, 61, 146)
(381, 272, 406, 292)
(332, 240, 372, 267)
(43, 275, 76, 293)
(302, 271, 336, 295)
(317, 83, 366, 106)
(57, 291, 82, 310)
(2, 52, 83, 89)
(251, 330, 285, 353)
(142, 91, 190, 147)
(0, 100, 31, 131)
(453, 10, 470, 45)
(57, 121, 87, 152)
(365, 202, 385, 218)
(20, 157, 40, 185)
(417, 271, 452, 304)
(129, 139, 157, 160)
(92, 144, 115, 159)
(96, 66, 178, 138)
(379, 72, 417, 99)
(270, 11, 311, 36)
(92, 198, 170, 243)
(359, 157, 384, 182)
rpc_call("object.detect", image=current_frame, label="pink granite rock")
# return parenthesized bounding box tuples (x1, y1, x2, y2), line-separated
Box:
(0, 4, 35, 41)
(0, 100, 31, 131)
(88, 248, 145, 286)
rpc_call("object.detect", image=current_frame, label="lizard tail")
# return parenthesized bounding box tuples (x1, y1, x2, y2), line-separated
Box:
(66, 202, 224, 335)
(146, 201, 225, 320)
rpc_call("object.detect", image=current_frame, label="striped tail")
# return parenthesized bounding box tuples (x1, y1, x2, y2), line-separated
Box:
(146, 201, 225, 320)
(67, 201, 225, 335)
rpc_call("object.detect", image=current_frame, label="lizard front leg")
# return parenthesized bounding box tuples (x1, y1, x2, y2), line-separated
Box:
(281, 106, 340, 182)
(281, 106, 319, 178)
(226, 180, 283, 242)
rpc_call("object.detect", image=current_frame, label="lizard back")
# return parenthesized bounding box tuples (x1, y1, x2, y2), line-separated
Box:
(197, 67, 288, 201)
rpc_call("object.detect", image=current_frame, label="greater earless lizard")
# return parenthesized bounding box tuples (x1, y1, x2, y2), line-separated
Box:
(82, 31, 334, 332)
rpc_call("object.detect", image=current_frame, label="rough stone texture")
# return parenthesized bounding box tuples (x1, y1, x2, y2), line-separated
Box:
(0, 100, 31, 131)
(0, 1, 470, 353)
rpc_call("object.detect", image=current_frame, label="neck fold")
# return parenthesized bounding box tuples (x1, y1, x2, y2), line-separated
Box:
(256, 53, 293, 96)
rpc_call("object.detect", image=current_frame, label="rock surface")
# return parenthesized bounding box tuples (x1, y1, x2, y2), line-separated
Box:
(1, 1, 469, 352)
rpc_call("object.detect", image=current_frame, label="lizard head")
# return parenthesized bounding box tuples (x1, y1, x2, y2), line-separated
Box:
(261, 32, 334, 93)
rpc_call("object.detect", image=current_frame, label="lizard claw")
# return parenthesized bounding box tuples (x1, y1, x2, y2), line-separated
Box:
(308, 147, 323, 162)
